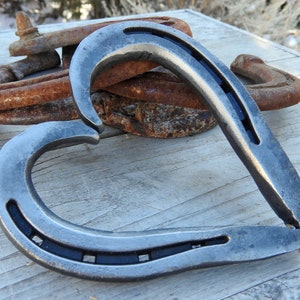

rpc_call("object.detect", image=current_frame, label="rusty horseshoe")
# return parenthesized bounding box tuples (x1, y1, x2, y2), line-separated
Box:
(0, 13, 299, 138)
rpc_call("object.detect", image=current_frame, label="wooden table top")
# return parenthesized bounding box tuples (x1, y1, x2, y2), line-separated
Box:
(1, 9, 300, 300)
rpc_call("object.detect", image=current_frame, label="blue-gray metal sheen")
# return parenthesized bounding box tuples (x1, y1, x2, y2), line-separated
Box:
(70, 21, 300, 227)
(0, 21, 299, 280)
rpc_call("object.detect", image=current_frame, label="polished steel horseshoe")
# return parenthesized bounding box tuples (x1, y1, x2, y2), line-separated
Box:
(0, 21, 299, 280)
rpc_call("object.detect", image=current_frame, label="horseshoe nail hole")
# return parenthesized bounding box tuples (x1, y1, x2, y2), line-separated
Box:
(83, 254, 96, 263)
(138, 253, 150, 262)
(32, 234, 43, 246)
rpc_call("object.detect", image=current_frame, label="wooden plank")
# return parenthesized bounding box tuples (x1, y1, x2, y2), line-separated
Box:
(266, 56, 300, 77)
(1, 9, 299, 66)
(227, 265, 300, 299)
(1, 9, 300, 300)
(157, 10, 299, 65)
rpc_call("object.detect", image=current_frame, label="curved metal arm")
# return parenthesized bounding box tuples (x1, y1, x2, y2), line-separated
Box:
(0, 21, 299, 280)
(0, 121, 300, 280)
(70, 21, 300, 227)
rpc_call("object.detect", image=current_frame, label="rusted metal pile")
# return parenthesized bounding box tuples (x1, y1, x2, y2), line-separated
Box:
(0, 12, 299, 138)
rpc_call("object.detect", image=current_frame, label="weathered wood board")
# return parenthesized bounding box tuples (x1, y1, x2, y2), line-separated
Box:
(0, 9, 300, 300)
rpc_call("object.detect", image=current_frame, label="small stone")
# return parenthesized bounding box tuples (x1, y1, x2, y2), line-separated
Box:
(283, 35, 298, 48)
(245, 4, 256, 14)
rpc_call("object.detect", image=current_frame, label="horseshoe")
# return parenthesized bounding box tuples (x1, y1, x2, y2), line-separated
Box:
(0, 21, 299, 280)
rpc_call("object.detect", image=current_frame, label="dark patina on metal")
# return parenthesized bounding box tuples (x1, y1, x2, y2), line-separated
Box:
(0, 21, 299, 281)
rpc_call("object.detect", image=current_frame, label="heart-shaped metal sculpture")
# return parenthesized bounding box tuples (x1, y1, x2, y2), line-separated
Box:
(0, 21, 299, 280)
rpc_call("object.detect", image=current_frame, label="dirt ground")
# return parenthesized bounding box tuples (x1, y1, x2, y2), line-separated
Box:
(158, 0, 300, 50)
(197, 0, 300, 50)
(0, 0, 299, 50)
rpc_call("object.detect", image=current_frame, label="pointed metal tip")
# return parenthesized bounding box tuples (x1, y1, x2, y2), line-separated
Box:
(15, 11, 39, 39)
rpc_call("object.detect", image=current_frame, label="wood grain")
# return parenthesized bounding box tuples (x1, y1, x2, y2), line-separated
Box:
(1, 9, 300, 300)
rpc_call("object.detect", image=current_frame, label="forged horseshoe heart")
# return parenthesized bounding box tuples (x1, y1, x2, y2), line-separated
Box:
(69, 21, 300, 225)
(0, 21, 299, 280)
